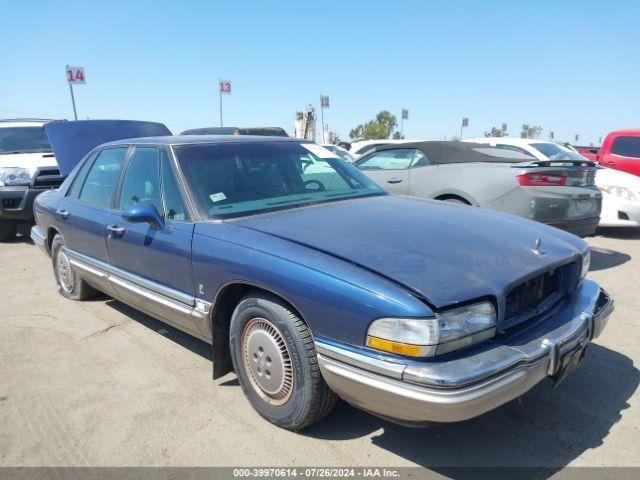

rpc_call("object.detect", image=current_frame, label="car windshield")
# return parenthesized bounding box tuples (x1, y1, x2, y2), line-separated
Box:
(531, 143, 586, 161)
(324, 145, 357, 163)
(173, 141, 386, 219)
(0, 126, 52, 154)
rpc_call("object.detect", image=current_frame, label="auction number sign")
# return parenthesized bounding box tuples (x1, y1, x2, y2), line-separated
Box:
(219, 80, 232, 95)
(66, 66, 86, 84)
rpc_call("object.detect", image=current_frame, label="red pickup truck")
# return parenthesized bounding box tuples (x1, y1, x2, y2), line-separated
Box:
(581, 130, 640, 176)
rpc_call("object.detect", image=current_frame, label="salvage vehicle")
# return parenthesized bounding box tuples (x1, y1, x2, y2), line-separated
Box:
(356, 141, 601, 237)
(0, 119, 64, 241)
(467, 137, 637, 230)
(32, 121, 613, 430)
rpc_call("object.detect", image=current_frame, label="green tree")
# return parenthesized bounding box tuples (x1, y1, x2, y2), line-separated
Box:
(350, 110, 399, 140)
(376, 111, 397, 135)
(484, 127, 507, 137)
(392, 131, 405, 139)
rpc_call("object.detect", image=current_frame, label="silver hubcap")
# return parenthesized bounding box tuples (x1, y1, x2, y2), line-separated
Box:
(242, 318, 294, 406)
(56, 248, 75, 294)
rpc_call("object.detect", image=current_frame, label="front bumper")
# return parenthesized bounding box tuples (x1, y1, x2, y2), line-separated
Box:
(0, 186, 42, 221)
(598, 194, 640, 227)
(317, 280, 613, 424)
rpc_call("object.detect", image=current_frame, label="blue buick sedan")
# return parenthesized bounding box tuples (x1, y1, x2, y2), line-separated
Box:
(32, 121, 613, 430)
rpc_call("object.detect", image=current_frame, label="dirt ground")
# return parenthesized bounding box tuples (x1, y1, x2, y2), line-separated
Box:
(1, 229, 638, 469)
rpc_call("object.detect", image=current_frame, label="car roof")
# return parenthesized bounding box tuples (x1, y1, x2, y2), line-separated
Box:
(464, 137, 548, 146)
(365, 140, 534, 163)
(103, 135, 306, 147)
(607, 129, 640, 136)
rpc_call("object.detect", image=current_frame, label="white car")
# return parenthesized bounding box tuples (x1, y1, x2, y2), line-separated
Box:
(349, 139, 424, 157)
(464, 137, 639, 228)
(0, 119, 62, 240)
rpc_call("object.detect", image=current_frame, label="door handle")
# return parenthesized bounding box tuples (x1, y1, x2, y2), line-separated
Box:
(56, 209, 70, 219)
(387, 178, 403, 184)
(107, 225, 126, 237)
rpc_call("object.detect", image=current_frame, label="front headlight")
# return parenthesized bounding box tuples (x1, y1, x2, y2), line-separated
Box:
(366, 301, 497, 357)
(600, 185, 637, 202)
(580, 249, 591, 282)
(0, 167, 32, 186)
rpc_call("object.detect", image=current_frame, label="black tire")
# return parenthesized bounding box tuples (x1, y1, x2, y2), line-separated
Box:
(51, 234, 97, 300)
(0, 219, 17, 241)
(229, 292, 337, 430)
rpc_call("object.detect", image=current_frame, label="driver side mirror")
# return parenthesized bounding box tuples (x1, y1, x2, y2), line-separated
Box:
(122, 202, 165, 230)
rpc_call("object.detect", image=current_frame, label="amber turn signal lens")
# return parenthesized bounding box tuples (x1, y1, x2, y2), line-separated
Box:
(366, 336, 422, 357)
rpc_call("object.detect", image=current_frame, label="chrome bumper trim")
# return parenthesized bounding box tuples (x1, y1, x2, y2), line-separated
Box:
(317, 281, 613, 423)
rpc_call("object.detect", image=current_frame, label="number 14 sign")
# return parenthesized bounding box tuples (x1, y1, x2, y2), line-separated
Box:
(66, 66, 85, 84)
(219, 80, 231, 95)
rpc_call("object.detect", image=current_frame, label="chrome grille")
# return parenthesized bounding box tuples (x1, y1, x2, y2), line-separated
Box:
(503, 263, 577, 329)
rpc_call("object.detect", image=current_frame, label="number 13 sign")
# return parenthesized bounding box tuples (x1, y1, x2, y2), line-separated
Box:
(66, 66, 86, 84)
(219, 80, 231, 95)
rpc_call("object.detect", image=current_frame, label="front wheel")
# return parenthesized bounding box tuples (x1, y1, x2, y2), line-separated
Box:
(51, 234, 97, 300)
(229, 293, 337, 430)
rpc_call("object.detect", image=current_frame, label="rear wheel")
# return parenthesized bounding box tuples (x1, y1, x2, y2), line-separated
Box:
(51, 234, 97, 300)
(0, 219, 17, 241)
(229, 293, 337, 430)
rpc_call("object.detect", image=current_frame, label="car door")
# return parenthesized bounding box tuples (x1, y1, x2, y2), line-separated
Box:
(605, 135, 640, 177)
(105, 146, 200, 336)
(356, 149, 414, 194)
(405, 150, 439, 196)
(54, 146, 129, 295)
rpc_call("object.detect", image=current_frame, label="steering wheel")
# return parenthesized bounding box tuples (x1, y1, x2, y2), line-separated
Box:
(304, 179, 326, 192)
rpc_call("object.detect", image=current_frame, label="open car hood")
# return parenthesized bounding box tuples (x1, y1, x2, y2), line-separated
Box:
(44, 120, 172, 176)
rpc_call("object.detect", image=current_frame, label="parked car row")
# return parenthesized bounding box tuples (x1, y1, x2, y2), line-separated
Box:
(468, 136, 640, 228)
(1, 119, 615, 431)
(354, 141, 601, 237)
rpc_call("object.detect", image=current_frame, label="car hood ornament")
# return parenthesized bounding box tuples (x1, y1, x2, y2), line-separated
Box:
(534, 237, 545, 255)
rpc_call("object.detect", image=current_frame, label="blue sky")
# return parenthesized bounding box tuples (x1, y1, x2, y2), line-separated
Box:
(1, 0, 638, 144)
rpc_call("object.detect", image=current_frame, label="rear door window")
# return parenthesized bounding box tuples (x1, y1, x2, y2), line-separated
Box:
(358, 149, 416, 170)
(611, 136, 640, 158)
(68, 151, 99, 198)
(78, 147, 128, 208)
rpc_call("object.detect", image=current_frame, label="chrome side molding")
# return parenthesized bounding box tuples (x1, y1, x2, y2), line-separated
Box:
(66, 247, 212, 321)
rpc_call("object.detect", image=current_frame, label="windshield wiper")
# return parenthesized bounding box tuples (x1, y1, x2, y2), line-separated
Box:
(322, 191, 368, 198)
(266, 197, 313, 206)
